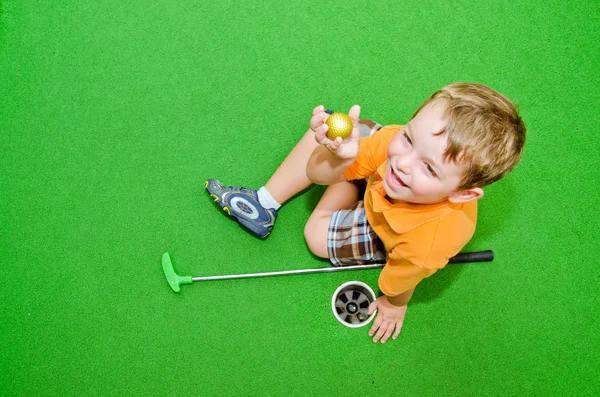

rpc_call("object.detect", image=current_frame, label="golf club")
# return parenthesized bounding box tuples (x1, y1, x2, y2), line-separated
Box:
(162, 250, 494, 292)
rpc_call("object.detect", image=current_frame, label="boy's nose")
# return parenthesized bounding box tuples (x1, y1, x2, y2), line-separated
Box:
(394, 154, 413, 175)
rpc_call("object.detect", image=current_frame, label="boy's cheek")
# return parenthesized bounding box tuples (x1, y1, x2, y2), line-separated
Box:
(410, 180, 435, 196)
(387, 139, 402, 158)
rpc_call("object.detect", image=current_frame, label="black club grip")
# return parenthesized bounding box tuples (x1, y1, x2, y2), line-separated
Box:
(448, 250, 494, 264)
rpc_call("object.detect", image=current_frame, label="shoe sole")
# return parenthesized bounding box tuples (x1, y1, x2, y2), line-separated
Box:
(206, 180, 233, 216)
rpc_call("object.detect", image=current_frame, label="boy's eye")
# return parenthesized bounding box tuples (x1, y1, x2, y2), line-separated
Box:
(426, 164, 437, 177)
(403, 132, 412, 145)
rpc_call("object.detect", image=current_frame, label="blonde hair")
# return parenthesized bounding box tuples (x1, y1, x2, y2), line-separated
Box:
(412, 83, 526, 190)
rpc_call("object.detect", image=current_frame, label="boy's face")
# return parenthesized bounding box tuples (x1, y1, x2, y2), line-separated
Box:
(383, 101, 478, 205)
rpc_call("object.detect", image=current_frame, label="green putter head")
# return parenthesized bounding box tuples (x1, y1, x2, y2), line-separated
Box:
(162, 253, 193, 293)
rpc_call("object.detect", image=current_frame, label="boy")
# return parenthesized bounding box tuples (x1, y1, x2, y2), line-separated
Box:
(206, 83, 526, 344)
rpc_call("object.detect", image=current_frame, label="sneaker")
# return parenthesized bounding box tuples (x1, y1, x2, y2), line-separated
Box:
(205, 179, 277, 238)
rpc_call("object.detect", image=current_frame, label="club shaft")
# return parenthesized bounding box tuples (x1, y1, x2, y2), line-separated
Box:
(192, 263, 385, 281)
(190, 250, 494, 282)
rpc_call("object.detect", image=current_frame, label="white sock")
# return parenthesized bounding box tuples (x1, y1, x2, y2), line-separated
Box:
(257, 187, 281, 210)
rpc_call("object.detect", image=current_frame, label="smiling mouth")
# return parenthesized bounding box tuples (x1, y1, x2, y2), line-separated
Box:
(389, 166, 408, 188)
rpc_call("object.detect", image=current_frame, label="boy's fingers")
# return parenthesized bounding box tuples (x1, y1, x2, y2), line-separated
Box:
(313, 105, 325, 115)
(310, 112, 321, 125)
(327, 138, 341, 152)
(380, 326, 395, 344)
(348, 104, 361, 123)
(314, 124, 329, 141)
(367, 300, 378, 315)
(392, 320, 404, 340)
(368, 314, 382, 337)
(315, 135, 329, 146)
(310, 111, 328, 128)
(373, 321, 389, 343)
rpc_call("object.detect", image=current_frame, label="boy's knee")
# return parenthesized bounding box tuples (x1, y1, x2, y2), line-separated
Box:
(304, 217, 329, 259)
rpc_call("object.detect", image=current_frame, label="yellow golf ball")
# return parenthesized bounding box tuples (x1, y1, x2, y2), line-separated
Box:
(326, 112, 353, 140)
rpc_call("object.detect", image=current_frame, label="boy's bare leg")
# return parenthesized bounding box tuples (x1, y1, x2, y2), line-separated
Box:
(264, 128, 319, 205)
(304, 180, 360, 258)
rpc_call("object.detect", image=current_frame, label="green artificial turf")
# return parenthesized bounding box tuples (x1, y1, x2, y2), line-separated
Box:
(1, 0, 599, 395)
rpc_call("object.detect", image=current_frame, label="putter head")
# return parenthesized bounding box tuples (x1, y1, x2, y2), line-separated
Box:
(162, 253, 193, 293)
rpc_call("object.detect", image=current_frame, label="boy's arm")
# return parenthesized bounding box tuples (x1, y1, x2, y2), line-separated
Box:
(387, 288, 415, 306)
(306, 145, 355, 185)
(367, 253, 440, 344)
(306, 105, 361, 185)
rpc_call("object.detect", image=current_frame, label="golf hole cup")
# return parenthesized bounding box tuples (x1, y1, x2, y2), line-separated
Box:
(331, 281, 377, 328)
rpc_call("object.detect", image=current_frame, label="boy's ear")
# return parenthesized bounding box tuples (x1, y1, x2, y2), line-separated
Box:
(448, 187, 484, 204)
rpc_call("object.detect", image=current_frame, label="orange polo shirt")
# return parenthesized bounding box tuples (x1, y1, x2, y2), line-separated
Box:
(343, 125, 477, 296)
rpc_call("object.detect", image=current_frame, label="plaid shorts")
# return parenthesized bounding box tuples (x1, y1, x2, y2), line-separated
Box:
(327, 201, 386, 266)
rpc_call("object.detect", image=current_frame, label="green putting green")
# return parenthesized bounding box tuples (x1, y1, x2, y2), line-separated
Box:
(1, 0, 598, 395)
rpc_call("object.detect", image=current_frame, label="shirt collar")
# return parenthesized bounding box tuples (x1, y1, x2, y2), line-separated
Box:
(369, 162, 461, 234)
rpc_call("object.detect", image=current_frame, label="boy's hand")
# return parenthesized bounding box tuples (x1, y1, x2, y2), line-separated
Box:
(367, 296, 407, 343)
(310, 104, 360, 160)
